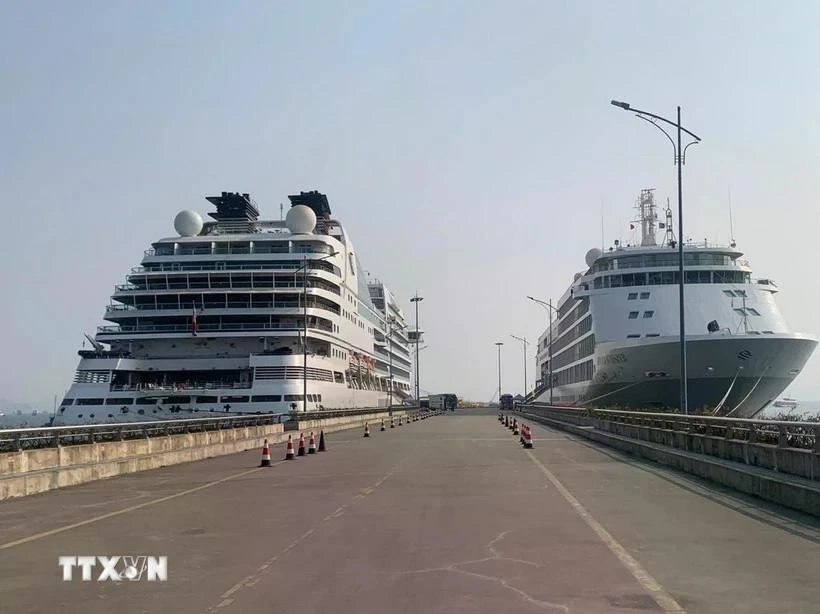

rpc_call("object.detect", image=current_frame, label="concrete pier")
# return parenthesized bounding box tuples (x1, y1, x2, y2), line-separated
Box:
(1, 408, 818, 613)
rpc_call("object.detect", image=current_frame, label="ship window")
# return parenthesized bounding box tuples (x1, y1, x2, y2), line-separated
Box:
(628, 311, 639, 319)
(723, 290, 735, 297)
(76, 398, 104, 405)
(627, 293, 638, 300)
(762, 330, 774, 334)
(643, 311, 655, 318)
(646, 333, 660, 337)
(61, 398, 75, 406)
(136, 398, 157, 405)
(251, 395, 282, 402)
(197, 395, 218, 403)
(284, 394, 304, 401)
(105, 398, 133, 405)
(220, 396, 249, 403)
(639, 292, 650, 299)
(747, 308, 760, 316)
(627, 334, 640, 338)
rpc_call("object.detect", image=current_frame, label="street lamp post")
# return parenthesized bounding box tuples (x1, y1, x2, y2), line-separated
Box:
(410, 294, 423, 407)
(510, 335, 529, 399)
(494, 342, 504, 404)
(297, 251, 337, 413)
(527, 296, 558, 406)
(611, 100, 701, 414)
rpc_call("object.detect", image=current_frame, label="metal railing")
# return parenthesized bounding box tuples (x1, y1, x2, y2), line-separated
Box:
(519, 406, 819, 452)
(97, 321, 335, 334)
(589, 409, 820, 452)
(0, 414, 281, 453)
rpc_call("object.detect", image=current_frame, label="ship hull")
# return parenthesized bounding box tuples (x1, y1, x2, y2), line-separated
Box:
(537, 333, 816, 418)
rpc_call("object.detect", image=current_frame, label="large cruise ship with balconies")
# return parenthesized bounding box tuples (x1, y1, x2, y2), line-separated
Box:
(532, 189, 816, 418)
(55, 190, 416, 425)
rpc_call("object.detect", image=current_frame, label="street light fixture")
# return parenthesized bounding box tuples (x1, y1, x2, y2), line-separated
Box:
(494, 342, 504, 405)
(610, 99, 701, 414)
(527, 296, 558, 406)
(296, 250, 337, 413)
(510, 335, 529, 399)
(410, 294, 424, 407)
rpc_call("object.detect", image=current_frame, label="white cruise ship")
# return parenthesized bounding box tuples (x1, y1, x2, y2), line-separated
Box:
(55, 190, 416, 425)
(532, 189, 817, 418)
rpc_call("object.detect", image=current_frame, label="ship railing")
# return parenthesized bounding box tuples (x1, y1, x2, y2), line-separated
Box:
(143, 245, 335, 258)
(97, 321, 335, 334)
(115, 279, 341, 294)
(109, 382, 253, 392)
(105, 301, 341, 313)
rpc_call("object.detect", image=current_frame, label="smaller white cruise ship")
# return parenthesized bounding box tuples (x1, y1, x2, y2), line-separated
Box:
(532, 189, 816, 418)
(56, 190, 417, 425)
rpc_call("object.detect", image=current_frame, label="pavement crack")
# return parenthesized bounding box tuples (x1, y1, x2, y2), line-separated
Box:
(396, 530, 568, 612)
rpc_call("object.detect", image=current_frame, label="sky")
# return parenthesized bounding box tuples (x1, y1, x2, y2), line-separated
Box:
(2, 0, 820, 408)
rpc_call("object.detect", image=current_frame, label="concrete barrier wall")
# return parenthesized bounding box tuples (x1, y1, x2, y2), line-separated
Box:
(295, 410, 407, 434)
(0, 410, 401, 501)
(519, 408, 820, 517)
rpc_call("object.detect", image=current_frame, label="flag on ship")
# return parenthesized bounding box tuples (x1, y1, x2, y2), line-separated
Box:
(192, 305, 198, 336)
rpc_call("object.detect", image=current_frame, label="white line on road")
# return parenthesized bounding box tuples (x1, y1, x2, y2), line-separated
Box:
(525, 451, 685, 613)
(205, 458, 407, 613)
(0, 464, 278, 551)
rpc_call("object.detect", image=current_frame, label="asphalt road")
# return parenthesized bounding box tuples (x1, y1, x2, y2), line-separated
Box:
(1, 408, 818, 613)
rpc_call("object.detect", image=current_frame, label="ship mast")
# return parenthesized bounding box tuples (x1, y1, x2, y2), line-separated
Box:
(638, 188, 658, 246)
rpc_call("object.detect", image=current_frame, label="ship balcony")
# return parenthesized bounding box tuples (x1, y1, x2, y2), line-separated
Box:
(144, 242, 336, 258)
(117, 274, 341, 295)
(109, 381, 252, 392)
(96, 319, 335, 336)
(105, 300, 341, 318)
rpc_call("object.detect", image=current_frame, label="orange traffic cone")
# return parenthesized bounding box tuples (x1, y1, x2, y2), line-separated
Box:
(308, 432, 317, 454)
(285, 435, 295, 460)
(298, 433, 306, 456)
(380, 419, 386, 432)
(523, 426, 534, 449)
(390, 416, 395, 428)
(260, 439, 271, 467)
(363, 423, 370, 438)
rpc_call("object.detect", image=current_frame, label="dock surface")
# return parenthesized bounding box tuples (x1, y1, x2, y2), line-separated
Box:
(1, 408, 819, 613)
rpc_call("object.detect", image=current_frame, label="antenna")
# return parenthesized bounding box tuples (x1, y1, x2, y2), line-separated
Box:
(600, 196, 605, 251)
(280, 202, 284, 221)
(728, 188, 736, 247)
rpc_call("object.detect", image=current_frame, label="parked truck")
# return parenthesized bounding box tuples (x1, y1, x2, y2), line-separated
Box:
(429, 393, 458, 411)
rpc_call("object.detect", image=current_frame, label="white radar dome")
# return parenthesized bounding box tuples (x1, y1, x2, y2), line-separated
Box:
(174, 210, 203, 237)
(585, 248, 603, 268)
(285, 205, 317, 234)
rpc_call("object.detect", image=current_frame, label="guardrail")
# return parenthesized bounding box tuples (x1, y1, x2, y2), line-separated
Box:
(0, 414, 281, 453)
(518, 405, 820, 481)
(0, 407, 413, 453)
(590, 409, 820, 452)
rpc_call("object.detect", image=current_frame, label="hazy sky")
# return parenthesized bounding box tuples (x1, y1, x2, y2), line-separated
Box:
(2, 1, 820, 408)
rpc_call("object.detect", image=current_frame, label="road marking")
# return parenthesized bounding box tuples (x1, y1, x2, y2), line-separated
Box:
(525, 451, 685, 613)
(207, 459, 405, 612)
(0, 464, 280, 551)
